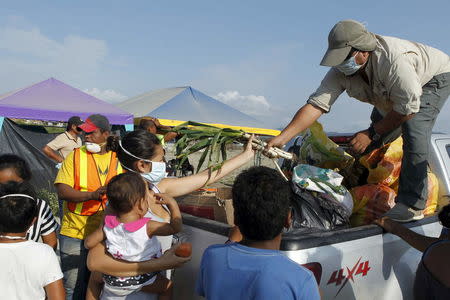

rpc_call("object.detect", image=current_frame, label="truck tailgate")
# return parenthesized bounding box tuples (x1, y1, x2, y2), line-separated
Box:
(173, 214, 442, 300)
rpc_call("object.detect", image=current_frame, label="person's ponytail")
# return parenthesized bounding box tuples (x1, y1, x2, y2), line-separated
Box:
(106, 135, 120, 153)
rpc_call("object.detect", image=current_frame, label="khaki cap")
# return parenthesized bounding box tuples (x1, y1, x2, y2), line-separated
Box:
(320, 20, 377, 67)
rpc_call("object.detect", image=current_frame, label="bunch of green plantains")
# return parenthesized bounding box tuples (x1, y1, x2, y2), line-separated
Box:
(169, 121, 294, 173)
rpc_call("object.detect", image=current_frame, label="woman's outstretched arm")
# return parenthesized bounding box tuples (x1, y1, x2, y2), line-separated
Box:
(158, 135, 255, 197)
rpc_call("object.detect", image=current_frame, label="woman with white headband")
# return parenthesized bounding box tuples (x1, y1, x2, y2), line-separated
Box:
(0, 154, 58, 249)
(86, 129, 255, 298)
(0, 182, 65, 299)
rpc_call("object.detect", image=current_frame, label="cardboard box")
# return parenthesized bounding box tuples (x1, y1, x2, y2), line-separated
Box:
(177, 185, 234, 225)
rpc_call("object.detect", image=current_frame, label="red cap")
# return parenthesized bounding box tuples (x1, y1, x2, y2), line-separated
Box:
(78, 118, 99, 133)
(78, 114, 111, 133)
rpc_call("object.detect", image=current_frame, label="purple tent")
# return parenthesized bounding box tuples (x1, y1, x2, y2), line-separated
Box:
(0, 78, 133, 124)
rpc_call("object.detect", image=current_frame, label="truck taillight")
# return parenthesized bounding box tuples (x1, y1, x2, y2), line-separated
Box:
(302, 262, 322, 285)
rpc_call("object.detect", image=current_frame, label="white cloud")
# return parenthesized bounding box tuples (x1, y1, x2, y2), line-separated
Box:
(0, 25, 107, 67)
(0, 20, 108, 92)
(215, 91, 271, 116)
(84, 88, 127, 103)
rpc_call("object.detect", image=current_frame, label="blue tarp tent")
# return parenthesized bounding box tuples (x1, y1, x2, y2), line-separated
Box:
(117, 86, 265, 128)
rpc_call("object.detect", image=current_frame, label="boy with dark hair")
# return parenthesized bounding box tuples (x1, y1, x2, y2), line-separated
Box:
(0, 181, 65, 299)
(196, 166, 320, 299)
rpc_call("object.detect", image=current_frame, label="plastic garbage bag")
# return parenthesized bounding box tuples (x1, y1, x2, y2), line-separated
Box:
(290, 182, 351, 231)
(359, 137, 403, 186)
(350, 184, 396, 226)
(299, 121, 354, 170)
(292, 164, 353, 214)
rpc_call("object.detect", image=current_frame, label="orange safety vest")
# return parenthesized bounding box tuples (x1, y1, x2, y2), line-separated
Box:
(67, 146, 122, 216)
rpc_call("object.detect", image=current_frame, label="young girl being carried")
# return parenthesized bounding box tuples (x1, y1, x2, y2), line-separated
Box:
(84, 172, 182, 300)
(86, 130, 255, 298)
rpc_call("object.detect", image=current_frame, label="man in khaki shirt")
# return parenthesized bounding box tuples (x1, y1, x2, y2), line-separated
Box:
(43, 116, 83, 164)
(268, 20, 450, 222)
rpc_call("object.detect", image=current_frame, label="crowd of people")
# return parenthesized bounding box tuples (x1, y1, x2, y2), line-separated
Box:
(1, 111, 449, 300)
(1, 18, 450, 300)
(0, 112, 263, 299)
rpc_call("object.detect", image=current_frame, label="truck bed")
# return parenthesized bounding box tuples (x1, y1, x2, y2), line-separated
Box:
(180, 212, 438, 251)
(172, 134, 450, 299)
(174, 213, 442, 300)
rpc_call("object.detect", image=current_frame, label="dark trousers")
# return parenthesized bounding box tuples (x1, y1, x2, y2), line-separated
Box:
(369, 72, 450, 210)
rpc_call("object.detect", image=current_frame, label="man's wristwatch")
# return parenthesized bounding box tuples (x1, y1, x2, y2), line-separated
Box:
(368, 125, 381, 141)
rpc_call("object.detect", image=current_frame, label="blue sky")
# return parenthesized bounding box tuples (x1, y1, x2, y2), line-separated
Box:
(0, 0, 449, 132)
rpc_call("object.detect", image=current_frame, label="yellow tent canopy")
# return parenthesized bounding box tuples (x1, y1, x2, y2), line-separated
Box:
(134, 117, 281, 136)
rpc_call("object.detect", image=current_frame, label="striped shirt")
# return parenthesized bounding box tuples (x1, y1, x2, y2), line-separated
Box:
(26, 198, 58, 242)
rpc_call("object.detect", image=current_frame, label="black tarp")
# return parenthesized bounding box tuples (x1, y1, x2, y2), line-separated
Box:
(0, 118, 60, 192)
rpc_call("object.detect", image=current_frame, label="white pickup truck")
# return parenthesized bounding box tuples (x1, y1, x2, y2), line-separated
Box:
(171, 133, 450, 300)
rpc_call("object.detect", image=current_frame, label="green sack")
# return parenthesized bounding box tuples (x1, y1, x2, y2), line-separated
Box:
(299, 121, 354, 170)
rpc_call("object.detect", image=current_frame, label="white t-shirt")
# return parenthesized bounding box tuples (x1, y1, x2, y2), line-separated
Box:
(0, 240, 63, 300)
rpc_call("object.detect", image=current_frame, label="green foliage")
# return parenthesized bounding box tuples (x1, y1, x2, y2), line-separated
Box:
(36, 187, 59, 218)
(45, 127, 65, 134)
(171, 121, 244, 172)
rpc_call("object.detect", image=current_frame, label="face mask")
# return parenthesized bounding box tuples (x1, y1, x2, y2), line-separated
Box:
(86, 142, 102, 153)
(141, 161, 167, 185)
(118, 140, 167, 185)
(336, 54, 363, 76)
